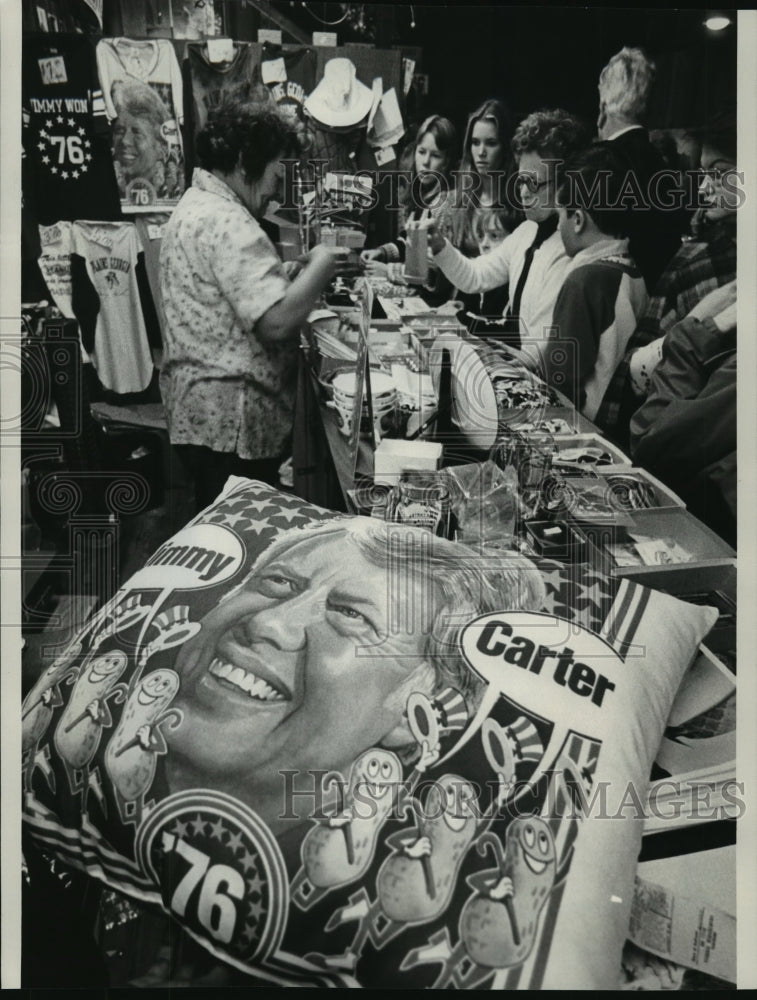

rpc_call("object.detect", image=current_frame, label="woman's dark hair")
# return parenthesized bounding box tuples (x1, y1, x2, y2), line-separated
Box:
(195, 96, 305, 179)
(512, 108, 591, 163)
(557, 142, 632, 238)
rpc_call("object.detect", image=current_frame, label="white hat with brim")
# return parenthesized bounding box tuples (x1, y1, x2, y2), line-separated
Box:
(305, 58, 374, 128)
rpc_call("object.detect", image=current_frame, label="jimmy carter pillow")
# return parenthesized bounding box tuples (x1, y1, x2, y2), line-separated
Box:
(21, 477, 717, 988)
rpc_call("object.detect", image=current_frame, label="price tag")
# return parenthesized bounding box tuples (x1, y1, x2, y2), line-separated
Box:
(261, 58, 287, 85)
(206, 38, 235, 64)
(375, 145, 396, 166)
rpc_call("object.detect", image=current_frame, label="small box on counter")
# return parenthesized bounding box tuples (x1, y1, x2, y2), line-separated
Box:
(504, 406, 594, 436)
(580, 507, 735, 578)
(373, 439, 443, 485)
(594, 466, 686, 509)
(400, 313, 468, 344)
(551, 433, 632, 470)
(524, 520, 588, 562)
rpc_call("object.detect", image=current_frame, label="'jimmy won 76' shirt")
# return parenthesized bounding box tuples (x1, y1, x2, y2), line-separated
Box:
(22, 33, 121, 226)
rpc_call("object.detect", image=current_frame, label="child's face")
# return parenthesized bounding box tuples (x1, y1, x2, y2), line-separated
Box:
(478, 217, 507, 254)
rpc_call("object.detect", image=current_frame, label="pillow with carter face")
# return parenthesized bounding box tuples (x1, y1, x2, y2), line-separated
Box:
(21, 477, 717, 989)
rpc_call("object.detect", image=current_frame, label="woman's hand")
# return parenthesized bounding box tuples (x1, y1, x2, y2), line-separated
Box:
(361, 248, 385, 264)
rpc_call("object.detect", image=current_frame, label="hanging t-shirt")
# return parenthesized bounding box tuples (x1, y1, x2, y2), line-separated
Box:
(22, 33, 121, 225)
(134, 214, 171, 335)
(182, 40, 258, 181)
(96, 38, 185, 213)
(71, 222, 158, 394)
(37, 222, 75, 317)
(259, 42, 316, 122)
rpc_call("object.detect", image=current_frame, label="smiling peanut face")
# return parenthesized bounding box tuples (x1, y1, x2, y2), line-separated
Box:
(351, 748, 403, 800)
(169, 534, 436, 788)
(512, 816, 556, 875)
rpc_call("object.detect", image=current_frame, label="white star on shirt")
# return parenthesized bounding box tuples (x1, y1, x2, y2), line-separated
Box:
(56, 115, 63, 123)
(67, 118, 75, 127)
(51, 166, 58, 174)
(72, 170, 79, 179)
(45, 119, 53, 128)
(61, 170, 68, 179)
(39, 130, 47, 139)
(84, 139, 91, 149)
(41, 155, 50, 164)
(78, 126, 85, 136)
(85, 153, 92, 161)
(37, 141, 46, 151)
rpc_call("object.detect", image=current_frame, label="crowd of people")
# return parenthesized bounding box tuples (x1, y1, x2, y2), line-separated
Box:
(158, 45, 738, 545)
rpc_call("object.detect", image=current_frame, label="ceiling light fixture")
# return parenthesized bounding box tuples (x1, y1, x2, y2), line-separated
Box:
(704, 15, 732, 31)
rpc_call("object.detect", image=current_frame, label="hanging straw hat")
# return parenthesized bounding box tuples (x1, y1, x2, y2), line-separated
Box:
(304, 58, 373, 128)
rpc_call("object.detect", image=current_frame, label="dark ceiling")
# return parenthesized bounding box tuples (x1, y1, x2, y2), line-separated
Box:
(271, 3, 737, 131)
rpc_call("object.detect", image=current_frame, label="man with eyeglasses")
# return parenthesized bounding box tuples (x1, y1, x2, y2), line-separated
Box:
(427, 109, 590, 359)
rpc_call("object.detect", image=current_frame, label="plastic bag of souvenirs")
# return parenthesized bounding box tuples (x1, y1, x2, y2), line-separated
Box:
(439, 460, 519, 545)
(22, 477, 717, 988)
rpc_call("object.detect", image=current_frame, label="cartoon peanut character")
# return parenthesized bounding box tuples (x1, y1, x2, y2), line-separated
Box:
(104, 668, 182, 826)
(378, 774, 479, 924)
(52, 650, 129, 804)
(293, 687, 467, 914)
(292, 749, 404, 909)
(22, 640, 84, 793)
(315, 775, 480, 972)
(460, 820, 556, 969)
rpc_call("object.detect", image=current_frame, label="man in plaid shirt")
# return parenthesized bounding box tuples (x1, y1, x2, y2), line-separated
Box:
(595, 112, 738, 447)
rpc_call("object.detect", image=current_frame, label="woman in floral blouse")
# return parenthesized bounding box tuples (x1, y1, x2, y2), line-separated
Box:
(160, 97, 338, 513)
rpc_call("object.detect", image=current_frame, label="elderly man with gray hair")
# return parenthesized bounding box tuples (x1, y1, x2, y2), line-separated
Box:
(597, 46, 684, 291)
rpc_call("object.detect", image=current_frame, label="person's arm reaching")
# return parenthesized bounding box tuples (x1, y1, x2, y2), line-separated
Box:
(256, 245, 338, 343)
(209, 208, 338, 346)
(426, 217, 513, 295)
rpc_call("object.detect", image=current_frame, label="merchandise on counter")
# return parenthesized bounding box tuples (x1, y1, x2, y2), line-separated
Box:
(96, 37, 185, 211)
(328, 369, 398, 440)
(440, 460, 519, 546)
(524, 520, 587, 562)
(544, 478, 638, 525)
(508, 417, 573, 435)
(71, 221, 159, 394)
(607, 533, 695, 569)
(385, 471, 456, 537)
(23, 33, 121, 225)
(373, 438, 443, 486)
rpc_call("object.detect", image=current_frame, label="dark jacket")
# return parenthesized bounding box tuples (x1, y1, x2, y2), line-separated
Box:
(608, 128, 685, 293)
(630, 314, 736, 546)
